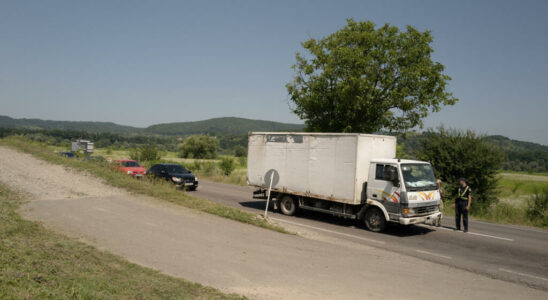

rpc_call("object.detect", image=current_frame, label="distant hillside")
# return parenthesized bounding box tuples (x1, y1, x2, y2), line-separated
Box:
(485, 135, 548, 153)
(485, 135, 548, 172)
(0, 115, 140, 134)
(0, 115, 546, 172)
(397, 133, 548, 173)
(145, 117, 305, 135)
(0, 115, 304, 136)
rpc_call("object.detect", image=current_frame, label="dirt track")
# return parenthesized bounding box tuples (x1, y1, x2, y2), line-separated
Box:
(1, 146, 547, 300)
(0, 147, 123, 199)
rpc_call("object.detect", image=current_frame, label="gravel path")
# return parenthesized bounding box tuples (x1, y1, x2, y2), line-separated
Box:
(0, 146, 124, 200)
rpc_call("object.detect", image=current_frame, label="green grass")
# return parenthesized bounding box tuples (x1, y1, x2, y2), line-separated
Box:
(185, 157, 248, 186)
(0, 182, 245, 299)
(499, 170, 548, 177)
(498, 175, 548, 196)
(0, 137, 287, 234)
(440, 173, 548, 228)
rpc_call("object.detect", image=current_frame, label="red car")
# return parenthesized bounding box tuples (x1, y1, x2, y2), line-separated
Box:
(113, 159, 147, 178)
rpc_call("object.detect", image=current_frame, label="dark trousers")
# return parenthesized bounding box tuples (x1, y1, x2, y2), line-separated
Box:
(455, 200, 468, 231)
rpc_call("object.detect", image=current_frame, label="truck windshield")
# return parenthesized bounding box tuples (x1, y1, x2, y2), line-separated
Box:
(401, 164, 437, 191)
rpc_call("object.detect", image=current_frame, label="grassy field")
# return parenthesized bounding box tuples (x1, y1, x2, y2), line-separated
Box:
(498, 173, 548, 207)
(438, 172, 548, 228)
(0, 182, 245, 299)
(0, 137, 286, 234)
(92, 147, 249, 186)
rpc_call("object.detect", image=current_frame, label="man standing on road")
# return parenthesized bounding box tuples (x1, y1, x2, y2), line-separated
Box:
(454, 178, 471, 232)
(436, 179, 445, 227)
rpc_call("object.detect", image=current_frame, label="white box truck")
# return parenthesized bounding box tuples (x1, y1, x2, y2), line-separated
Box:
(247, 132, 442, 231)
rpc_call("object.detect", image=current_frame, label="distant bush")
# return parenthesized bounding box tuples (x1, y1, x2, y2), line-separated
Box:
(527, 188, 548, 227)
(234, 145, 247, 157)
(140, 145, 161, 161)
(128, 148, 140, 161)
(219, 157, 235, 176)
(128, 144, 161, 162)
(418, 127, 504, 210)
(178, 135, 219, 159)
(237, 156, 247, 168)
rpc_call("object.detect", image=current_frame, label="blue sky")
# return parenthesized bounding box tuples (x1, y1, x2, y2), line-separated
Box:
(1, 0, 547, 144)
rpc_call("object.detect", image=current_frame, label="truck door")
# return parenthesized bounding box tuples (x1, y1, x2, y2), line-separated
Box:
(368, 164, 401, 216)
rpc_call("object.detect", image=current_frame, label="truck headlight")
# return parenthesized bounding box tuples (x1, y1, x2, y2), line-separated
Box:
(194, 177, 198, 182)
(172, 177, 182, 183)
(127, 171, 133, 175)
(403, 207, 414, 216)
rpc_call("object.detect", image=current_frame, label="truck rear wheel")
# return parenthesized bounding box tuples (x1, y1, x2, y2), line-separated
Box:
(364, 207, 386, 232)
(279, 195, 297, 216)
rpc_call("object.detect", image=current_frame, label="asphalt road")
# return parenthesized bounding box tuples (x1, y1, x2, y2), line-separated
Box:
(194, 180, 548, 291)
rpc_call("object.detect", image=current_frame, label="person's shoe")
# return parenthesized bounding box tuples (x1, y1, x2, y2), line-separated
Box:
(463, 229, 468, 233)
(454, 228, 460, 231)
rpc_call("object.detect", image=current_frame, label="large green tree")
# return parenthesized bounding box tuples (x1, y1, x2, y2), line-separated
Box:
(418, 128, 504, 210)
(287, 19, 458, 133)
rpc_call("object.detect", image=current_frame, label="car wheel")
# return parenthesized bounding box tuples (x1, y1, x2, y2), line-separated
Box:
(364, 207, 386, 232)
(279, 195, 297, 216)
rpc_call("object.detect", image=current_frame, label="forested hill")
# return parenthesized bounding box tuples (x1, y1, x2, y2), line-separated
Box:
(0, 115, 140, 134)
(0, 115, 304, 136)
(397, 133, 548, 173)
(485, 135, 548, 172)
(144, 117, 305, 135)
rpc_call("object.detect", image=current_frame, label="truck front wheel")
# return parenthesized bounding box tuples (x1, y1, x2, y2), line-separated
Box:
(364, 207, 386, 232)
(279, 195, 297, 216)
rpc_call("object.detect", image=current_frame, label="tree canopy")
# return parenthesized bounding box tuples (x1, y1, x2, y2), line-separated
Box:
(287, 19, 458, 133)
(178, 135, 219, 159)
(418, 128, 504, 209)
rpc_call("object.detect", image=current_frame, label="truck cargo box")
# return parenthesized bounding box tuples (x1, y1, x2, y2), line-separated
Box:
(247, 132, 396, 205)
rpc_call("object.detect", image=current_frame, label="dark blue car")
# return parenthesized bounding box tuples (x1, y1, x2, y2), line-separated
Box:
(146, 163, 198, 190)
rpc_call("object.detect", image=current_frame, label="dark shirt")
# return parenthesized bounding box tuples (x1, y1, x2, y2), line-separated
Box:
(456, 185, 472, 201)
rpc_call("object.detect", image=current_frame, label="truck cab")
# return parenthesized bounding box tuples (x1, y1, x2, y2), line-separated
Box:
(366, 159, 441, 229)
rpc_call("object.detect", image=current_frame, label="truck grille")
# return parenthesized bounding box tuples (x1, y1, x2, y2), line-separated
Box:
(414, 205, 438, 215)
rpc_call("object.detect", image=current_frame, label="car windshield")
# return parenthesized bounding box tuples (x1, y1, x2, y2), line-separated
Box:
(122, 161, 140, 167)
(401, 164, 437, 191)
(165, 165, 189, 174)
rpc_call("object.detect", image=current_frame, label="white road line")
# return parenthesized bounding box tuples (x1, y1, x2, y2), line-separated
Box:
(499, 268, 548, 282)
(271, 217, 385, 245)
(472, 220, 548, 234)
(466, 231, 514, 241)
(415, 250, 452, 259)
(418, 225, 514, 242)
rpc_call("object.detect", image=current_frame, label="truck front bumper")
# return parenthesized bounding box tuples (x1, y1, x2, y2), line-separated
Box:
(399, 212, 442, 226)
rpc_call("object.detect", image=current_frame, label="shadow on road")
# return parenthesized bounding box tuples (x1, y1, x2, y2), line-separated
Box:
(240, 200, 436, 237)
